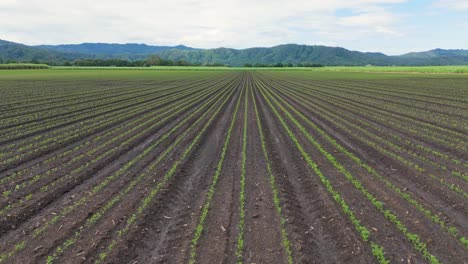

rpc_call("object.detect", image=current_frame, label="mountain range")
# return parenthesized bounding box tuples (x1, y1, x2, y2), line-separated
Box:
(1, 39, 468, 66)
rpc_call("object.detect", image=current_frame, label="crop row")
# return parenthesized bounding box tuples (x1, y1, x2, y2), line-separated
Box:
(256, 75, 460, 263)
(0, 74, 217, 108)
(267, 75, 467, 146)
(92, 79, 239, 264)
(0, 75, 239, 263)
(327, 78, 467, 105)
(250, 80, 293, 263)
(272, 71, 466, 106)
(0, 74, 230, 144)
(258, 75, 467, 248)
(0, 79, 229, 221)
(265, 76, 468, 189)
(254, 78, 390, 263)
(0, 75, 237, 171)
(266, 73, 466, 155)
(0, 75, 237, 186)
(275, 83, 468, 199)
(311, 79, 465, 117)
(0, 81, 196, 128)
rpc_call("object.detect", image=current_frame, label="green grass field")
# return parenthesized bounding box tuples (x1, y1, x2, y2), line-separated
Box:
(303, 65, 468, 74)
(1, 67, 467, 81)
(53, 65, 468, 73)
(1, 64, 468, 75)
(0, 64, 50, 70)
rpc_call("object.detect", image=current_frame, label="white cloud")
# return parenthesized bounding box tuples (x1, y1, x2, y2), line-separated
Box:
(0, 0, 407, 48)
(434, 0, 468, 10)
(336, 9, 404, 37)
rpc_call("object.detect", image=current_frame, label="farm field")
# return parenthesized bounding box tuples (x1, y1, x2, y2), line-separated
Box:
(0, 69, 466, 264)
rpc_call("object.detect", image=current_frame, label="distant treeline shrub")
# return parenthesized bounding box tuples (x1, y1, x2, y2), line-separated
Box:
(1, 55, 326, 69)
(243, 62, 324, 67)
(70, 57, 228, 67)
(70, 55, 203, 67)
(0, 64, 50, 70)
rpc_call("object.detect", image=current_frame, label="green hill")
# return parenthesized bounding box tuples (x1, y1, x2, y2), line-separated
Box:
(157, 44, 392, 66)
(1, 39, 467, 66)
(400, 48, 468, 59)
(0, 39, 70, 63)
(36, 43, 196, 61)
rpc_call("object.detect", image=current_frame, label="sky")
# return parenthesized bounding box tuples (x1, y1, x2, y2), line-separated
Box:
(0, 0, 467, 55)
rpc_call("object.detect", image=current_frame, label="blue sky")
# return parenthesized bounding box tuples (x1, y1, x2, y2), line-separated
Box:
(0, 0, 467, 55)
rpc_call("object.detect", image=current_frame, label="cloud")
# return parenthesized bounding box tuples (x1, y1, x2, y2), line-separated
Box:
(0, 0, 407, 48)
(335, 8, 405, 37)
(434, 0, 468, 10)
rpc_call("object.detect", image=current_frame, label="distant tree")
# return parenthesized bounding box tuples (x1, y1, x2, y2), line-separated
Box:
(303, 62, 324, 67)
(144, 55, 162, 66)
(204, 62, 225, 67)
(161, 59, 174, 66)
(131, 60, 145, 67)
(243, 63, 253, 67)
(273, 62, 284, 67)
(175, 60, 191, 66)
(67, 57, 202, 68)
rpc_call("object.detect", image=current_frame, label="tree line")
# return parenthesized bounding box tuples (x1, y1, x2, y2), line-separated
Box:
(68, 55, 199, 67)
(0, 55, 224, 67)
(243, 62, 323, 67)
(1, 55, 324, 68)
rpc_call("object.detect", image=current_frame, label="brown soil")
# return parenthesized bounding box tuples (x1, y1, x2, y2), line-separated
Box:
(0, 71, 466, 264)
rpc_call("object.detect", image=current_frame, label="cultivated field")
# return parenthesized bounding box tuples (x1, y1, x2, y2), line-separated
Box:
(0, 70, 466, 264)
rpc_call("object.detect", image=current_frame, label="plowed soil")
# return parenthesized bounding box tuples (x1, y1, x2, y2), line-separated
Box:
(0, 70, 466, 264)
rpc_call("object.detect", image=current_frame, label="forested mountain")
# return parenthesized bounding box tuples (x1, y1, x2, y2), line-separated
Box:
(0, 39, 75, 63)
(158, 44, 392, 66)
(400, 48, 468, 59)
(157, 45, 468, 66)
(1, 39, 467, 66)
(36, 43, 196, 60)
